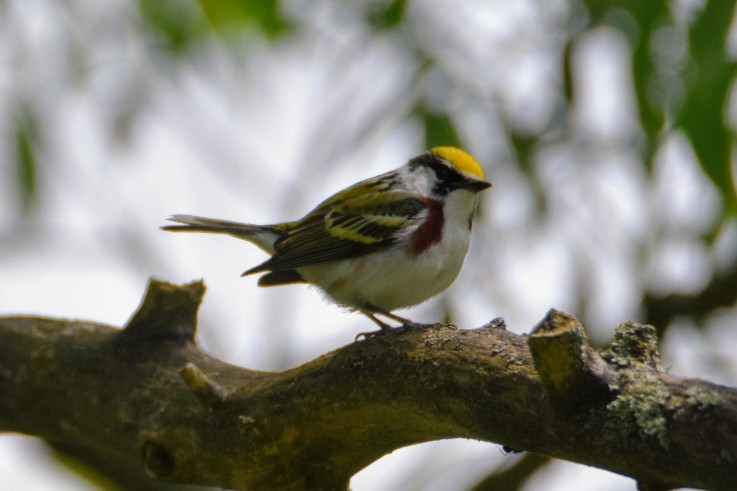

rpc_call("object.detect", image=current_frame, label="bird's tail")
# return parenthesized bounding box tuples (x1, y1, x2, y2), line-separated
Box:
(162, 214, 281, 254)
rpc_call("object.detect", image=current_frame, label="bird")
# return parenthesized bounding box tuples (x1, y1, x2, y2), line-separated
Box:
(162, 146, 491, 333)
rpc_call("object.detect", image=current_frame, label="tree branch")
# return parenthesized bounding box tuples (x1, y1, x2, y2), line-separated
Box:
(643, 259, 737, 333)
(1, 279, 736, 490)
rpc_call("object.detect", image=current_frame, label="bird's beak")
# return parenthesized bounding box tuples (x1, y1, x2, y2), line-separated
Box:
(458, 179, 492, 192)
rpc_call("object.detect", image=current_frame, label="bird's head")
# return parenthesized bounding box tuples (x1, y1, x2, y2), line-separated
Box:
(403, 146, 492, 200)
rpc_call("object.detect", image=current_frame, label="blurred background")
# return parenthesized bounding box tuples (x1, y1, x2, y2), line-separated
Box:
(1, 0, 736, 489)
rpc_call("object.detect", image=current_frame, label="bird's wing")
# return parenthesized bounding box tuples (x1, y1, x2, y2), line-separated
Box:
(245, 188, 427, 274)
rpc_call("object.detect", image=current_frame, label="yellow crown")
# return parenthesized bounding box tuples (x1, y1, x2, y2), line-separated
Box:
(430, 146, 484, 179)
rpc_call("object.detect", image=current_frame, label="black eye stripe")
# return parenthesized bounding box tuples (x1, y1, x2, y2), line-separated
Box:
(431, 160, 466, 185)
(408, 153, 467, 195)
(429, 161, 454, 180)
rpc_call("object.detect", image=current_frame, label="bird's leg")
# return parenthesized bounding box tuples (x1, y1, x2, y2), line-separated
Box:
(354, 308, 395, 341)
(370, 306, 458, 330)
(366, 305, 428, 329)
(354, 306, 444, 341)
(375, 309, 419, 327)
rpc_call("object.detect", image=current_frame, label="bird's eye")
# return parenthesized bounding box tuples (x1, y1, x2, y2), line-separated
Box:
(432, 163, 452, 181)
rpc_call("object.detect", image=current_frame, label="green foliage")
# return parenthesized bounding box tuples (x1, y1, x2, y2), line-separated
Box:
(586, 1, 670, 160)
(585, 1, 737, 214)
(419, 108, 462, 150)
(139, 0, 291, 50)
(139, 0, 208, 52)
(677, 2, 737, 214)
(15, 113, 37, 214)
(367, 0, 408, 30)
(196, 0, 291, 38)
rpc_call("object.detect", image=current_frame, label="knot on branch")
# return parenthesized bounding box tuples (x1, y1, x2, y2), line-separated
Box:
(602, 321, 662, 371)
(119, 279, 205, 345)
(528, 309, 616, 410)
(179, 362, 231, 407)
(142, 439, 176, 478)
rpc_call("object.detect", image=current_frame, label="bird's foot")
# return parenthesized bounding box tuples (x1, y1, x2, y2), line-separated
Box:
(354, 324, 395, 341)
(354, 322, 457, 341)
(401, 321, 457, 331)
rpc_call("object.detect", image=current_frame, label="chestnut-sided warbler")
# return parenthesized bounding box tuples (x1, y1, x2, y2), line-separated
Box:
(163, 146, 491, 331)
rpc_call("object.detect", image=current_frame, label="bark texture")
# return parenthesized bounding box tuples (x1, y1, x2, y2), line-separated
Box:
(1, 279, 736, 490)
